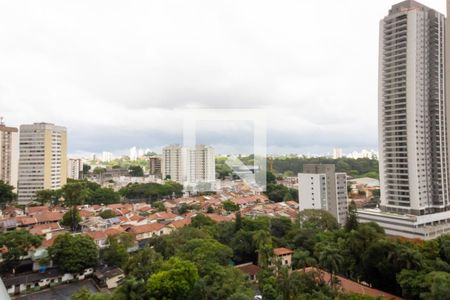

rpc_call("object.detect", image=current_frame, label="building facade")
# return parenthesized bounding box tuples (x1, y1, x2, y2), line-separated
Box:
(161, 145, 215, 186)
(378, 0, 449, 215)
(358, 1, 450, 240)
(298, 164, 348, 224)
(18, 123, 67, 204)
(67, 158, 82, 180)
(148, 155, 162, 178)
(0, 121, 19, 189)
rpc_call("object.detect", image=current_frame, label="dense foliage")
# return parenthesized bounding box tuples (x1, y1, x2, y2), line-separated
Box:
(72, 210, 450, 300)
(0, 180, 16, 207)
(0, 230, 42, 271)
(119, 181, 183, 203)
(49, 234, 99, 273)
(271, 157, 379, 178)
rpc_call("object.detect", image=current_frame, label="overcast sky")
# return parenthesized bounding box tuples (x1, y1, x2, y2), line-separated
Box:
(0, 0, 446, 156)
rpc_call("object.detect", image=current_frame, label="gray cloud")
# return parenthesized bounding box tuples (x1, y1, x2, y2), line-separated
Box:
(0, 0, 444, 155)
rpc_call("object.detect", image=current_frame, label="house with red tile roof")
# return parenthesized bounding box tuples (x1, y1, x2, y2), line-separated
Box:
(128, 223, 171, 242)
(231, 195, 268, 209)
(26, 206, 50, 215)
(168, 217, 191, 230)
(301, 267, 402, 300)
(235, 263, 261, 282)
(273, 247, 294, 268)
(35, 212, 64, 224)
(16, 216, 38, 227)
(104, 226, 126, 237)
(29, 223, 63, 236)
(83, 231, 109, 248)
(148, 211, 177, 222)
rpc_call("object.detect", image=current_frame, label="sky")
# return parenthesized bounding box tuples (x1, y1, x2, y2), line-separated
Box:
(0, 0, 446, 156)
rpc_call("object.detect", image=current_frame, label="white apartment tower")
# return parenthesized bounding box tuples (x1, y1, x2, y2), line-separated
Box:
(378, 0, 449, 215)
(162, 145, 185, 182)
(161, 144, 215, 185)
(67, 158, 82, 180)
(18, 123, 67, 204)
(0, 120, 19, 189)
(298, 164, 348, 224)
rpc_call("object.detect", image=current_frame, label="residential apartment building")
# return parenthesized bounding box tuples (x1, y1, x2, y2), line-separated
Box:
(18, 123, 67, 204)
(0, 120, 19, 189)
(148, 155, 162, 178)
(298, 164, 348, 224)
(185, 145, 215, 184)
(358, 0, 450, 240)
(161, 144, 215, 186)
(161, 145, 185, 182)
(67, 158, 82, 180)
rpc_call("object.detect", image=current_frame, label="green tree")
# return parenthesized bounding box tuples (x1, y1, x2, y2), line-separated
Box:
(35, 189, 57, 205)
(124, 247, 163, 280)
(88, 188, 120, 205)
(49, 233, 98, 273)
(147, 257, 199, 300)
(0, 180, 16, 207)
(102, 235, 130, 268)
(191, 266, 253, 299)
(112, 277, 147, 300)
(191, 214, 216, 228)
(345, 200, 358, 232)
(422, 271, 450, 300)
(0, 230, 42, 270)
(177, 238, 233, 274)
(318, 245, 344, 287)
(99, 209, 116, 219)
(253, 230, 273, 268)
(61, 207, 82, 231)
(293, 249, 316, 270)
(82, 164, 91, 175)
(298, 209, 339, 231)
(128, 165, 144, 177)
(222, 200, 240, 212)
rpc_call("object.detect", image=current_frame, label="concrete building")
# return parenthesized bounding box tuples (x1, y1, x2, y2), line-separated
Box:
(332, 148, 343, 159)
(298, 164, 348, 224)
(161, 145, 215, 186)
(358, 1, 450, 240)
(148, 155, 161, 178)
(67, 158, 82, 180)
(0, 120, 19, 189)
(18, 123, 67, 204)
(185, 145, 216, 184)
(378, 0, 449, 216)
(101, 151, 113, 162)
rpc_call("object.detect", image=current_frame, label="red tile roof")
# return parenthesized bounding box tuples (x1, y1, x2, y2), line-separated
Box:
(148, 212, 177, 221)
(83, 231, 108, 241)
(169, 218, 191, 229)
(302, 267, 402, 300)
(35, 212, 64, 223)
(16, 216, 37, 226)
(235, 263, 261, 276)
(27, 206, 50, 215)
(29, 223, 62, 235)
(273, 247, 294, 256)
(105, 227, 125, 237)
(129, 223, 165, 235)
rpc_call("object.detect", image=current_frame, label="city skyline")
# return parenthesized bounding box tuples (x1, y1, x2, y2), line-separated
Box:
(3, 1, 445, 155)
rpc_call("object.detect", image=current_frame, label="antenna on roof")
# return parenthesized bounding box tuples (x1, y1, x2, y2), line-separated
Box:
(0, 116, 4, 126)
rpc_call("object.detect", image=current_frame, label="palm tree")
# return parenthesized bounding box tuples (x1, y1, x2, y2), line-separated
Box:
(293, 249, 316, 271)
(318, 245, 344, 288)
(253, 230, 273, 268)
